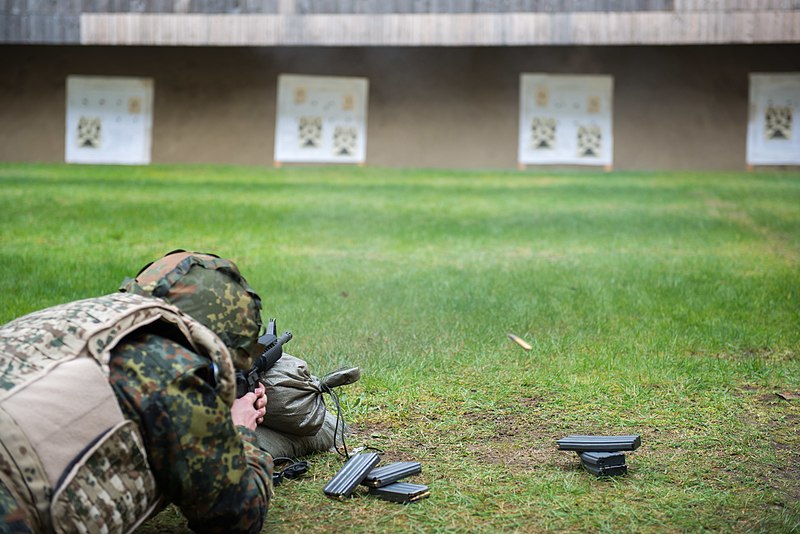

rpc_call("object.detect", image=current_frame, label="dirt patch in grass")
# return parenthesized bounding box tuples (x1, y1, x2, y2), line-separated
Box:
(692, 347, 798, 363)
(738, 386, 800, 503)
(353, 395, 570, 471)
(457, 396, 578, 472)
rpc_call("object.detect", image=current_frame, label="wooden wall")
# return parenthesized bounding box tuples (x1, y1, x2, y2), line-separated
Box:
(8, 1, 800, 14)
(2, 1, 799, 45)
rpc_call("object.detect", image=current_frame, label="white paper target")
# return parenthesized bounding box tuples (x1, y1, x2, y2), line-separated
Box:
(65, 76, 153, 165)
(519, 74, 613, 166)
(274, 74, 369, 164)
(747, 73, 800, 166)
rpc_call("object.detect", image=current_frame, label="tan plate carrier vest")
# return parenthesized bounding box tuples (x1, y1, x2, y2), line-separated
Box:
(0, 292, 236, 533)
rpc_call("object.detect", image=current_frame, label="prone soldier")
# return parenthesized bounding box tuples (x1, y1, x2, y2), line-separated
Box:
(0, 251, 273, 533)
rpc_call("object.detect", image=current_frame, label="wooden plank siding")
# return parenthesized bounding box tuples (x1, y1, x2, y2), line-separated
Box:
(76, 11, 800, 45)
(1, 0, 799, 44)
(4, 0, 800, 14)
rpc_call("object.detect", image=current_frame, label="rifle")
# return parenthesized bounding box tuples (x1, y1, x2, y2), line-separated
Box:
(235, 318, 292, 398)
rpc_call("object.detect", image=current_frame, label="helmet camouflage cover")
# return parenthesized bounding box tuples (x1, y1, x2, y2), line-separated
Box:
(120, 250, 263, 371)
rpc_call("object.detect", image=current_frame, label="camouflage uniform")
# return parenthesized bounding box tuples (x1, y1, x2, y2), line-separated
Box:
(0, 252, 273, 533)
(108, 332, 272, 533)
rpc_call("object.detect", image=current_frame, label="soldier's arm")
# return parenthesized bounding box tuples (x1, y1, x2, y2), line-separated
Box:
(110, 335, 273, 534)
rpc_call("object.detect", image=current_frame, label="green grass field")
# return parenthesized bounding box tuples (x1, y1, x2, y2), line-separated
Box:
(1, 163, 798, 532)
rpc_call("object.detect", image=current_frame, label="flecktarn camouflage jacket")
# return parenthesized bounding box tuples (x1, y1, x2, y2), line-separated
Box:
(0, 293, 272, 534)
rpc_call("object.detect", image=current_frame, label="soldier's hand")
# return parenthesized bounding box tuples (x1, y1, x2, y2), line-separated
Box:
(231, 383, 268, 431)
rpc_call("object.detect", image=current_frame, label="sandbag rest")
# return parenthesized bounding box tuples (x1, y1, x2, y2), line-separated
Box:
(254, 363, 361, 459)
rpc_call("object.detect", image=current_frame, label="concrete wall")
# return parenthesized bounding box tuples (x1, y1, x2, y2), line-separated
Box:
(0, 44, 798, 170)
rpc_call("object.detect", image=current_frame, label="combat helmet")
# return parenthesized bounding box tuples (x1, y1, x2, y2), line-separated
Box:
(120, 250, 263, 370)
